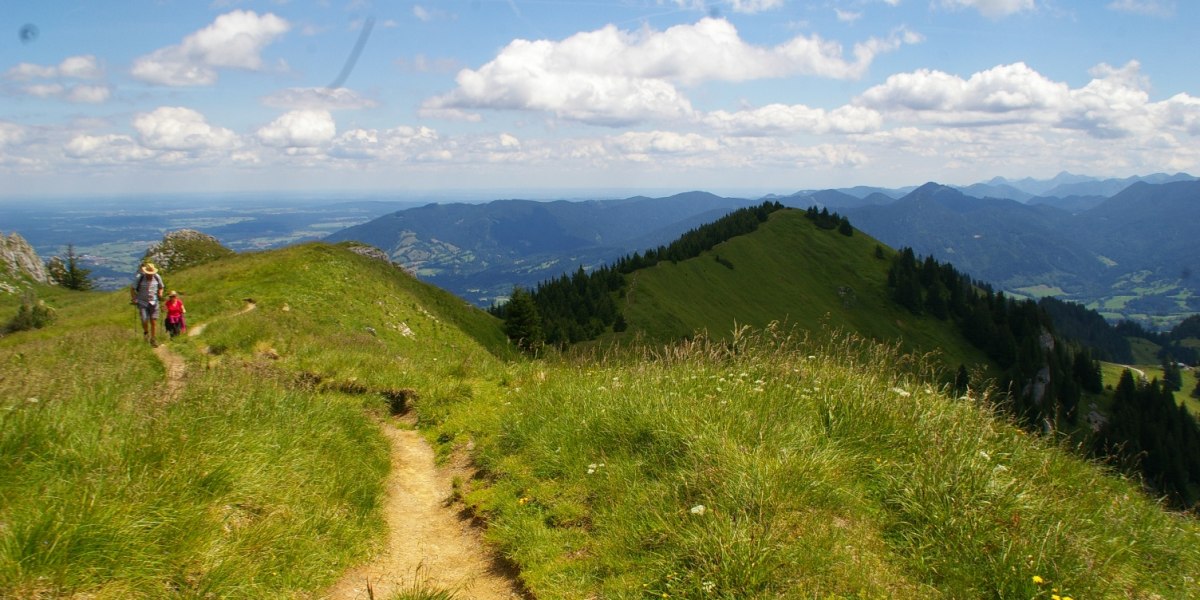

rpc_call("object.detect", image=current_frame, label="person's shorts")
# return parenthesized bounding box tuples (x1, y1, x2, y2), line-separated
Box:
(138, 302, 159, 321)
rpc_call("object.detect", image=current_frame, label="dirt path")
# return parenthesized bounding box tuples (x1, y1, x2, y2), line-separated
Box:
(152, 343, 187, 401)
(152, 298, 520, 598)
(323, 423, 525, 600)
(187, 298, 256, 337)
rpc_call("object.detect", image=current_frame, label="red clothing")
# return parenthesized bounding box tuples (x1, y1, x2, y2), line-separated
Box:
(165, 298, 185, 320)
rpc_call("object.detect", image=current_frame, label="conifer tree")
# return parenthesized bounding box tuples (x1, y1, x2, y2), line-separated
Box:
(48, 244, 93, 291)
(503, 286, 543, 353)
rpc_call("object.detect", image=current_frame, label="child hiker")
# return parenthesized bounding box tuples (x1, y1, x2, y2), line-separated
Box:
(164, 291, 186, 338)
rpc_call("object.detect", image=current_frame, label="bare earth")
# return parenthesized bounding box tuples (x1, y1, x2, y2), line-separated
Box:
(153, 299, 522, 599)
(323, 424, 525, 600)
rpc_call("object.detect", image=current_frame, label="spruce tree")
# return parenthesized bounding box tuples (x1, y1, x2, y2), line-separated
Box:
(48, 244, 93, 291)
(503, 286, 544, 353)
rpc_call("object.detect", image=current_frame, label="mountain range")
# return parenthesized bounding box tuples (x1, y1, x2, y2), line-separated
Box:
(323, 174, 1198, 329)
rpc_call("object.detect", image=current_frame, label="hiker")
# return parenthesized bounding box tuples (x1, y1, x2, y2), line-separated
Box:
(130, 262, 164, 347)
(164, 291, 186, 338)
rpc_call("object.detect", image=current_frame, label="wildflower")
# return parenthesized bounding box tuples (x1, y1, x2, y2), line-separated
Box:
(1032, 575, 1045, 585)
(690, 504, 707, 515)
(518, 496, 531, 505)
(1052, 595, 1061, 600)
(891, 387, 911, 397)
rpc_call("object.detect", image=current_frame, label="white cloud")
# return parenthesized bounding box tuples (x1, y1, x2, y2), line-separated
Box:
(0, 122, 25, 147)
(66, 85, 112, 104)
(859, 62, 1068, 116)
(729, 0, 785, 13)
(836, 9, 863, 23)
(417, 107, 483, 122)
(705, 103, 883, 135)
(610, 130, 720, 156)
(1107, 0, 1175, 17)
(58, 55, 104, 79)
(257, 109, 336, 147)
(133, 107, 237, 151)
(935, 0, 1035, 18)
(5, 55, 102, 81)
(423, 18, 919, 126)
(261, 87, 378, 110)
(413, 5, 433, 22)
(857, 60, 1200, 141)
(22, 84, 65, 98)
(131, 10, 290, 86)
(63, 134, 155, 163)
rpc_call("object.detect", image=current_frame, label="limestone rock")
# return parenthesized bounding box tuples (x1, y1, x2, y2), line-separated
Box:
(1, 232, 49, 284)
(143, 229, 233, 273)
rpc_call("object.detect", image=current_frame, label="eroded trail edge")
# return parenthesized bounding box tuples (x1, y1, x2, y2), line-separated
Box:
(324, 423, 524, 600)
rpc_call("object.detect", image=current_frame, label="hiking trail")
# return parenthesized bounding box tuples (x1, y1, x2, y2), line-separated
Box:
(323, 423, 525, 600)
(151, 298, 522, 598)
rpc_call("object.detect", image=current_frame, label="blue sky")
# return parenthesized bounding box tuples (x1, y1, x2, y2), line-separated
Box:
(1, 0, 1195, 198)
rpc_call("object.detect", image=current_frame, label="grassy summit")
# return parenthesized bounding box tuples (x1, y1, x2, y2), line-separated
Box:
(2, 241, 1198, 598)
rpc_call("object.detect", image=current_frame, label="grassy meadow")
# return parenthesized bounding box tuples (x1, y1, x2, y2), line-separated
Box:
(3, 242, 1199, 598)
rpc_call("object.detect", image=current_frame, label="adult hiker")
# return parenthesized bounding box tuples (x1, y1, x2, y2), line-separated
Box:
(130, 262, 164, 347)
(164, 290, 187, 338)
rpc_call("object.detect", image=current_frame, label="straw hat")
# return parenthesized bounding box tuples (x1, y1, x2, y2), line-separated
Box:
(168, 290, 178, 297)
(140, 263, 158, 275)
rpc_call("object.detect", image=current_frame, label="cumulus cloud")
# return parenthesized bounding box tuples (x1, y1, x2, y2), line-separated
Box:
(856, 60, 1200, 140)
(261, 87, 378, 110)
(66, 85, 112, 104)
(5, 55, 103, 81)
(936, 0, 1035, 18)
(705, 103, 883, 135)
(133, 107, 237, 151)
(257, 110, 336, 147)
(423, 18, 919, 126)
(63, 134, 156, 163)
(132, 10, 289, 86)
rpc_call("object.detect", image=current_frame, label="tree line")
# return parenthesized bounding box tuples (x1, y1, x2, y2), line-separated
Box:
(887, 248, 1200, 510)
(491, 201, 787, 348)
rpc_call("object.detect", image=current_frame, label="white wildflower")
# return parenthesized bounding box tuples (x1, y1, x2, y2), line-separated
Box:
(689, 504, 707, 516)
(891, 387, 911, 397)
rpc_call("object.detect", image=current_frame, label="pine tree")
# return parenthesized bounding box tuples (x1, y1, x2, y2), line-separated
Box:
(48, 244, 93, 291)
(503, 286, 544, 353)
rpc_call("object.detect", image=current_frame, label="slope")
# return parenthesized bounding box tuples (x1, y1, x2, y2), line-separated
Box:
(616, 208, 989, 368)
(325, 192, 758, 305)
(0, 242, 515, 598)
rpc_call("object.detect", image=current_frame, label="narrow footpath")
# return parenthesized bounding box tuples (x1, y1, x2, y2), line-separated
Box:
(324, 425, 525, 600)
(148, 299, 523, 599)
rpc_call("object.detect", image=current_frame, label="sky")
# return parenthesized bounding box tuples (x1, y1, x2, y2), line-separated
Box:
(1, 0, 1197, 199)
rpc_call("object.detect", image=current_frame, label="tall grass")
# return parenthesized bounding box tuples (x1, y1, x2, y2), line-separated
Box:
(0, 322, 390, 598)
(440, 324, 1200, 598)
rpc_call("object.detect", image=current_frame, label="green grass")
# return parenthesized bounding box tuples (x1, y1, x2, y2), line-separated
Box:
(4, 241, 1199, 599)
(0, 243, 509, 598)
(438, 328, 1200, 599)
(616, 210, 990, 372)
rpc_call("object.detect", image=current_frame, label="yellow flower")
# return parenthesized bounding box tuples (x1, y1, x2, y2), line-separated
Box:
(1032, 575, 1045, 585)
(1052, 595, 1061, 600)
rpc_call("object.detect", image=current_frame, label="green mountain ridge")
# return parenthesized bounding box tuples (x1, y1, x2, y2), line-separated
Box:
(614, 209, 988, 367)
(3, 241, 1199, 598)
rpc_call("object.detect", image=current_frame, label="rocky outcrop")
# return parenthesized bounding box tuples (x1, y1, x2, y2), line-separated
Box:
(143, 229, 234, 273)
(1, 232, 49, 285)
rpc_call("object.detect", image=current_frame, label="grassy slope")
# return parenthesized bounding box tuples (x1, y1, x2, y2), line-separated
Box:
(0, 242, 509, 598)
(5, 240, 1200, 599)
(617, 209, 989, 372)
